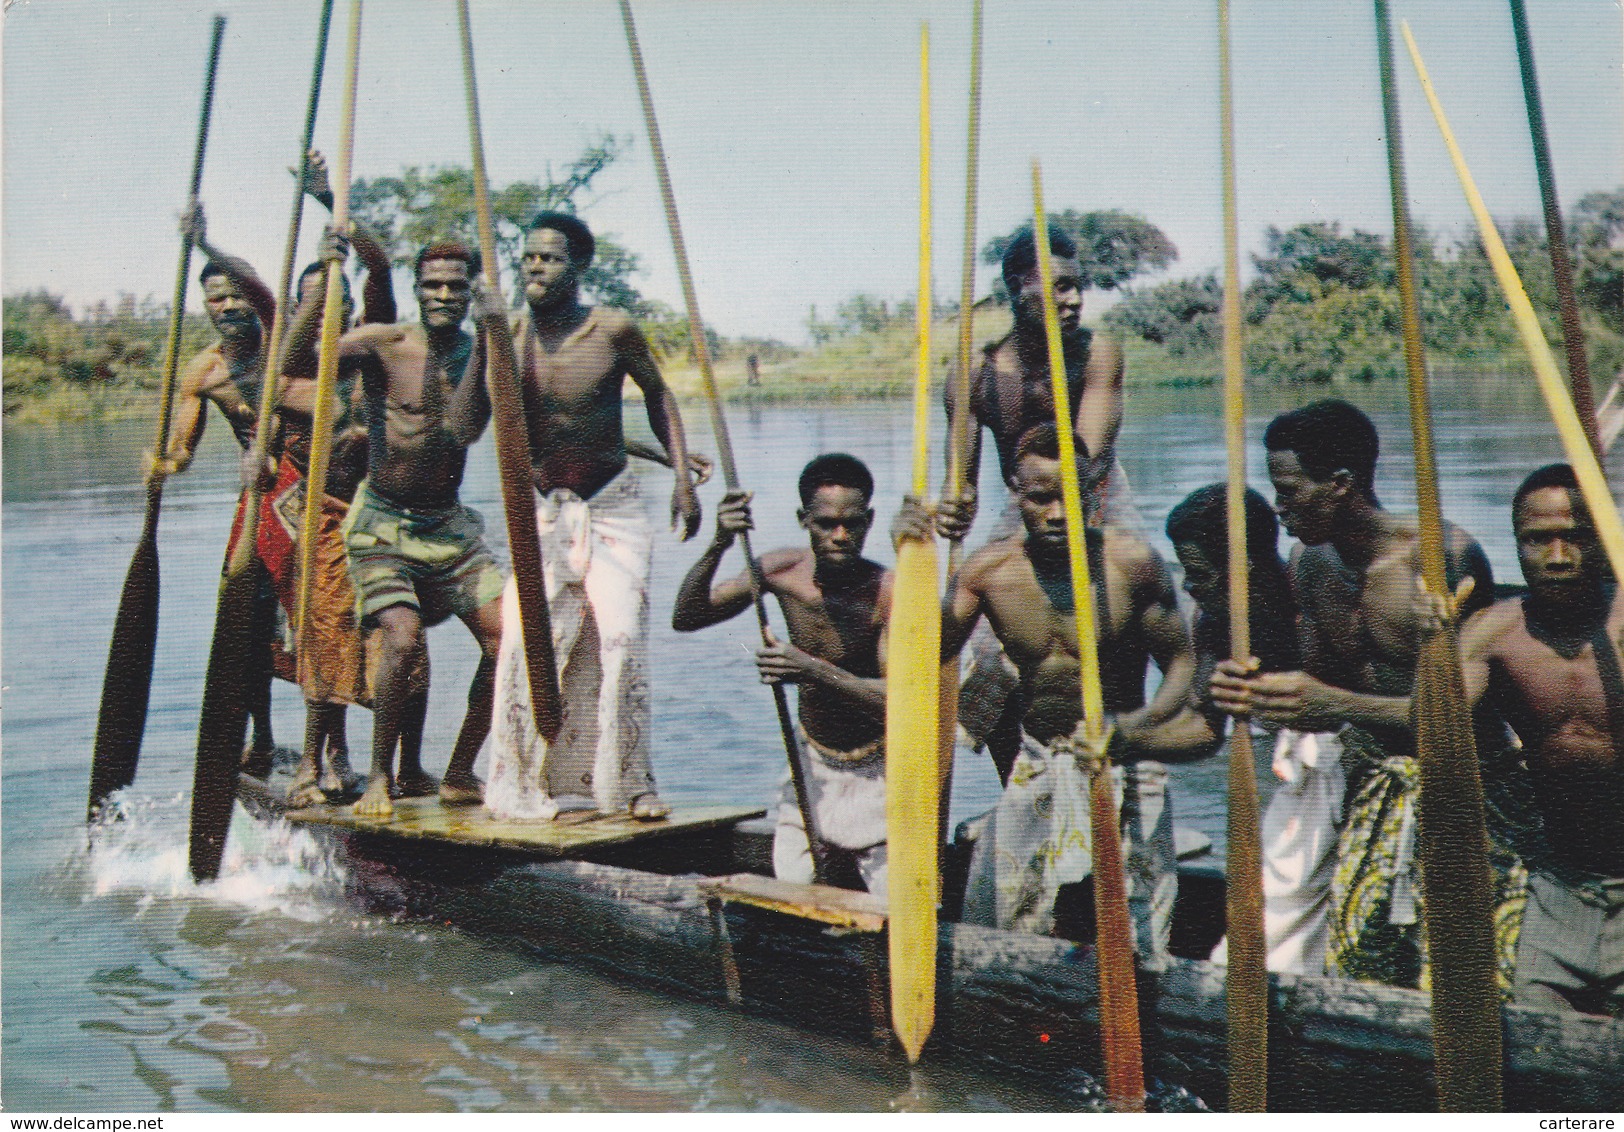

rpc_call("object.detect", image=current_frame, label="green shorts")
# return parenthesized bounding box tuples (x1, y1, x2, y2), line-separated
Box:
(340, 481, 507, 629)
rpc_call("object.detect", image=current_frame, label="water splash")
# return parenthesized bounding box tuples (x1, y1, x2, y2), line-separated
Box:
(82, 790, 347, 921)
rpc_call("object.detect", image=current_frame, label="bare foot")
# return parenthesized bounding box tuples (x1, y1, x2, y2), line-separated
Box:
(628, 793, 671, 822)
(288, 757, 325, 809)
(320, 745, 361, 796)
(393, 769, 439, 799)
(439, 775, 484, 805)
(352, 776, 394, 818)
(241, 742, 274, 780)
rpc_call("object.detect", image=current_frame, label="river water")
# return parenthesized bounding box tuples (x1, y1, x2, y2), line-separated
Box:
(0, 382, 1579, 1111)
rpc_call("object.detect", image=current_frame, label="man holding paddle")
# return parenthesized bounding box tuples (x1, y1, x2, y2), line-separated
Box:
(484, 212, 701, 823)
(897, 422, 1214, 960)
(673, 454, 892, 894)
(316, 238, 508, 818)
(1210, 399, 1498, 989)
(1419, 464, 1624, 1016)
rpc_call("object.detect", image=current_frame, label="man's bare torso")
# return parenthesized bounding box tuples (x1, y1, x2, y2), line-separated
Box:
(188, 343, 263, 449)
(760, 550, 891, 751)
(351, 322, 473, 507)
(513, 305, 635, 499)
(1470, 589, 1624, 876)
(962, 526, 1155, 742)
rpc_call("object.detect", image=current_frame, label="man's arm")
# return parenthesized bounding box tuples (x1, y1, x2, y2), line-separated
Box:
(298, 149, 395, 327)
(149, 354, 212, 483)
(1114, 551, 1220, 761)
(895, 497, 987, 659)
(183, 202, 277, 330)
(620, 318, 700, 540)
(1075, 331, 1124, 462)
(672, 490, 760, 631)
(445, 287, 498, 446)
(936, 355, 988, 541)
(755, 635, 887, 713)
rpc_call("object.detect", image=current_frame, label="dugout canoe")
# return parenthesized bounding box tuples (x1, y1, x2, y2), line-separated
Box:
(235, 772, 1623, 1112)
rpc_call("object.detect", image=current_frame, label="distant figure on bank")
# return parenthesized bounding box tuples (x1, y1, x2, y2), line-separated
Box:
(673, 454, 892, 895)
(1423, 464, 1624, 1017)
(485, 211, 702, 822)
(898, 423, 1216, 965)
(1210, 399, 1498, 988)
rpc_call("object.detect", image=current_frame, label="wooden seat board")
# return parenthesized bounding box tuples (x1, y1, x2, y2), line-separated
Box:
(700, 872, 887, 932)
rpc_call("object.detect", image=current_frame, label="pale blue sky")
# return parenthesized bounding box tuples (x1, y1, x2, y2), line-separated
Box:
(4, 0, 1621, 343)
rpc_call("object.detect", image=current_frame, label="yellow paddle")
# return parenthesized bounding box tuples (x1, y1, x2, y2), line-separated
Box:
(1382, 7, 1502, 1112)
(1216, 0, 1267, 1111)
(1404, 20, 1624, 584)
(885, 20, 943, 1065)
(1031, 160, 1145, 1111)
(296, 0, 363, 642)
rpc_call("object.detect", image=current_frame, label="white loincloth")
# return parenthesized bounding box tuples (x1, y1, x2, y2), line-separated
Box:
(1211, 727, 1346, 974)
(961, 730, 1176, 970)
(486, 467, 655, 819)
(772, 732, 889, 896)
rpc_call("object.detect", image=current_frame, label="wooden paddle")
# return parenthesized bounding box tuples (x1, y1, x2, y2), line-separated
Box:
(87, 14, 227, 825)
(1383, 9, 1503, 1110)
(456, 0, 563, 742)
(1404, 20, 1624, 585)
(937, 0, 983, 847)
(295, 0, 363, 644)
(1215, 0, 1267, 1111)
(617, 0, 824, 878)
(1509, 0, 1601, 457)
(1031, 161, 1146, 1111)
(188, 0, 338, 883)
(885, 22, 944, 1065)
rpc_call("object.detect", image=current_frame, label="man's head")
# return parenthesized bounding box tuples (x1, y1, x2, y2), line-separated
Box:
(1002, 228, 1083, 334)
(296, 261, 355, 323)
(198, 262, 258, 341)
(1512, 463, 1604, 604)
(1166, 482, 1280, 617)
(796, 453, 875, 570)
(1262, 399, 1380, 545)
(523, 211, 594, 308)
(1011, 422, 1102, 551)
(414, 241, 478, 330)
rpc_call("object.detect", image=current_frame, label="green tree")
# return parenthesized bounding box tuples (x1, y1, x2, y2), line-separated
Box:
(348, 134, 651, 313)
(982, 209, 1177, 300)
(1103, 272, 1221, 356)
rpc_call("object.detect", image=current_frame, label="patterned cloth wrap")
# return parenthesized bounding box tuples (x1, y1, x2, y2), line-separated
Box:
(961, 728, 1176, 969)
(261, 454, 372, 706)
(486, 467, 656, 819)
(1328, 725, 1528, 993)
(772, 730, 889, 896)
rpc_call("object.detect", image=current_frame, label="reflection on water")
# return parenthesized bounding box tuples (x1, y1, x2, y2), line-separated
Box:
(0, 384, 1585, 1110)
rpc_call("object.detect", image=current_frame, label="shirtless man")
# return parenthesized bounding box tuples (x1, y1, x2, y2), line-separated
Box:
(934, 228, 1127, 774)
(1424, 464, 1624, 1015)
(147, 208, 282, 767)
(329, 240, 509, 817)
(1211, 399, 1496, 988)
(484, 212, 700, 823)
(673, 454, 891, 894)
(897, 423, 1214, 959)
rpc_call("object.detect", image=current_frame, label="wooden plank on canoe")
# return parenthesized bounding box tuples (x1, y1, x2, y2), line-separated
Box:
(699, 872, 887, 933)
(239, 776, 762, 857)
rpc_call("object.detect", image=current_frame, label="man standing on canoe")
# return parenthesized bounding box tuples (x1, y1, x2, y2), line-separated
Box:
(897, 423, 1215, 962)
(1421, 464, 1624, 1016)
(146, 208, 284, 770)
(1211, 399, 1498, 989)
(672, 454, 891, 894)
(326, 239, 509, 817)
(935, 228, 1128, 780)
(484, 211, 701, 823)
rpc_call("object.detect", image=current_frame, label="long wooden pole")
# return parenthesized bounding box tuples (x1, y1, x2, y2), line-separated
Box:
(296, 0, 363, 640)
(1405, 20, 1624, 586)
(616, 0, 824, 876)
(88, 14, 227, 824)
(937, 0, 983, 844)
(188, 0, 336, 882)
(1216, 0, 1267, 1111)
(1509, 0, 1600, 458)
(1031, 161, 1145, 1111)
(457, 0, 563, 743)
(1386, 12, 1504, 1111)
(885, 22, 944, 1065)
